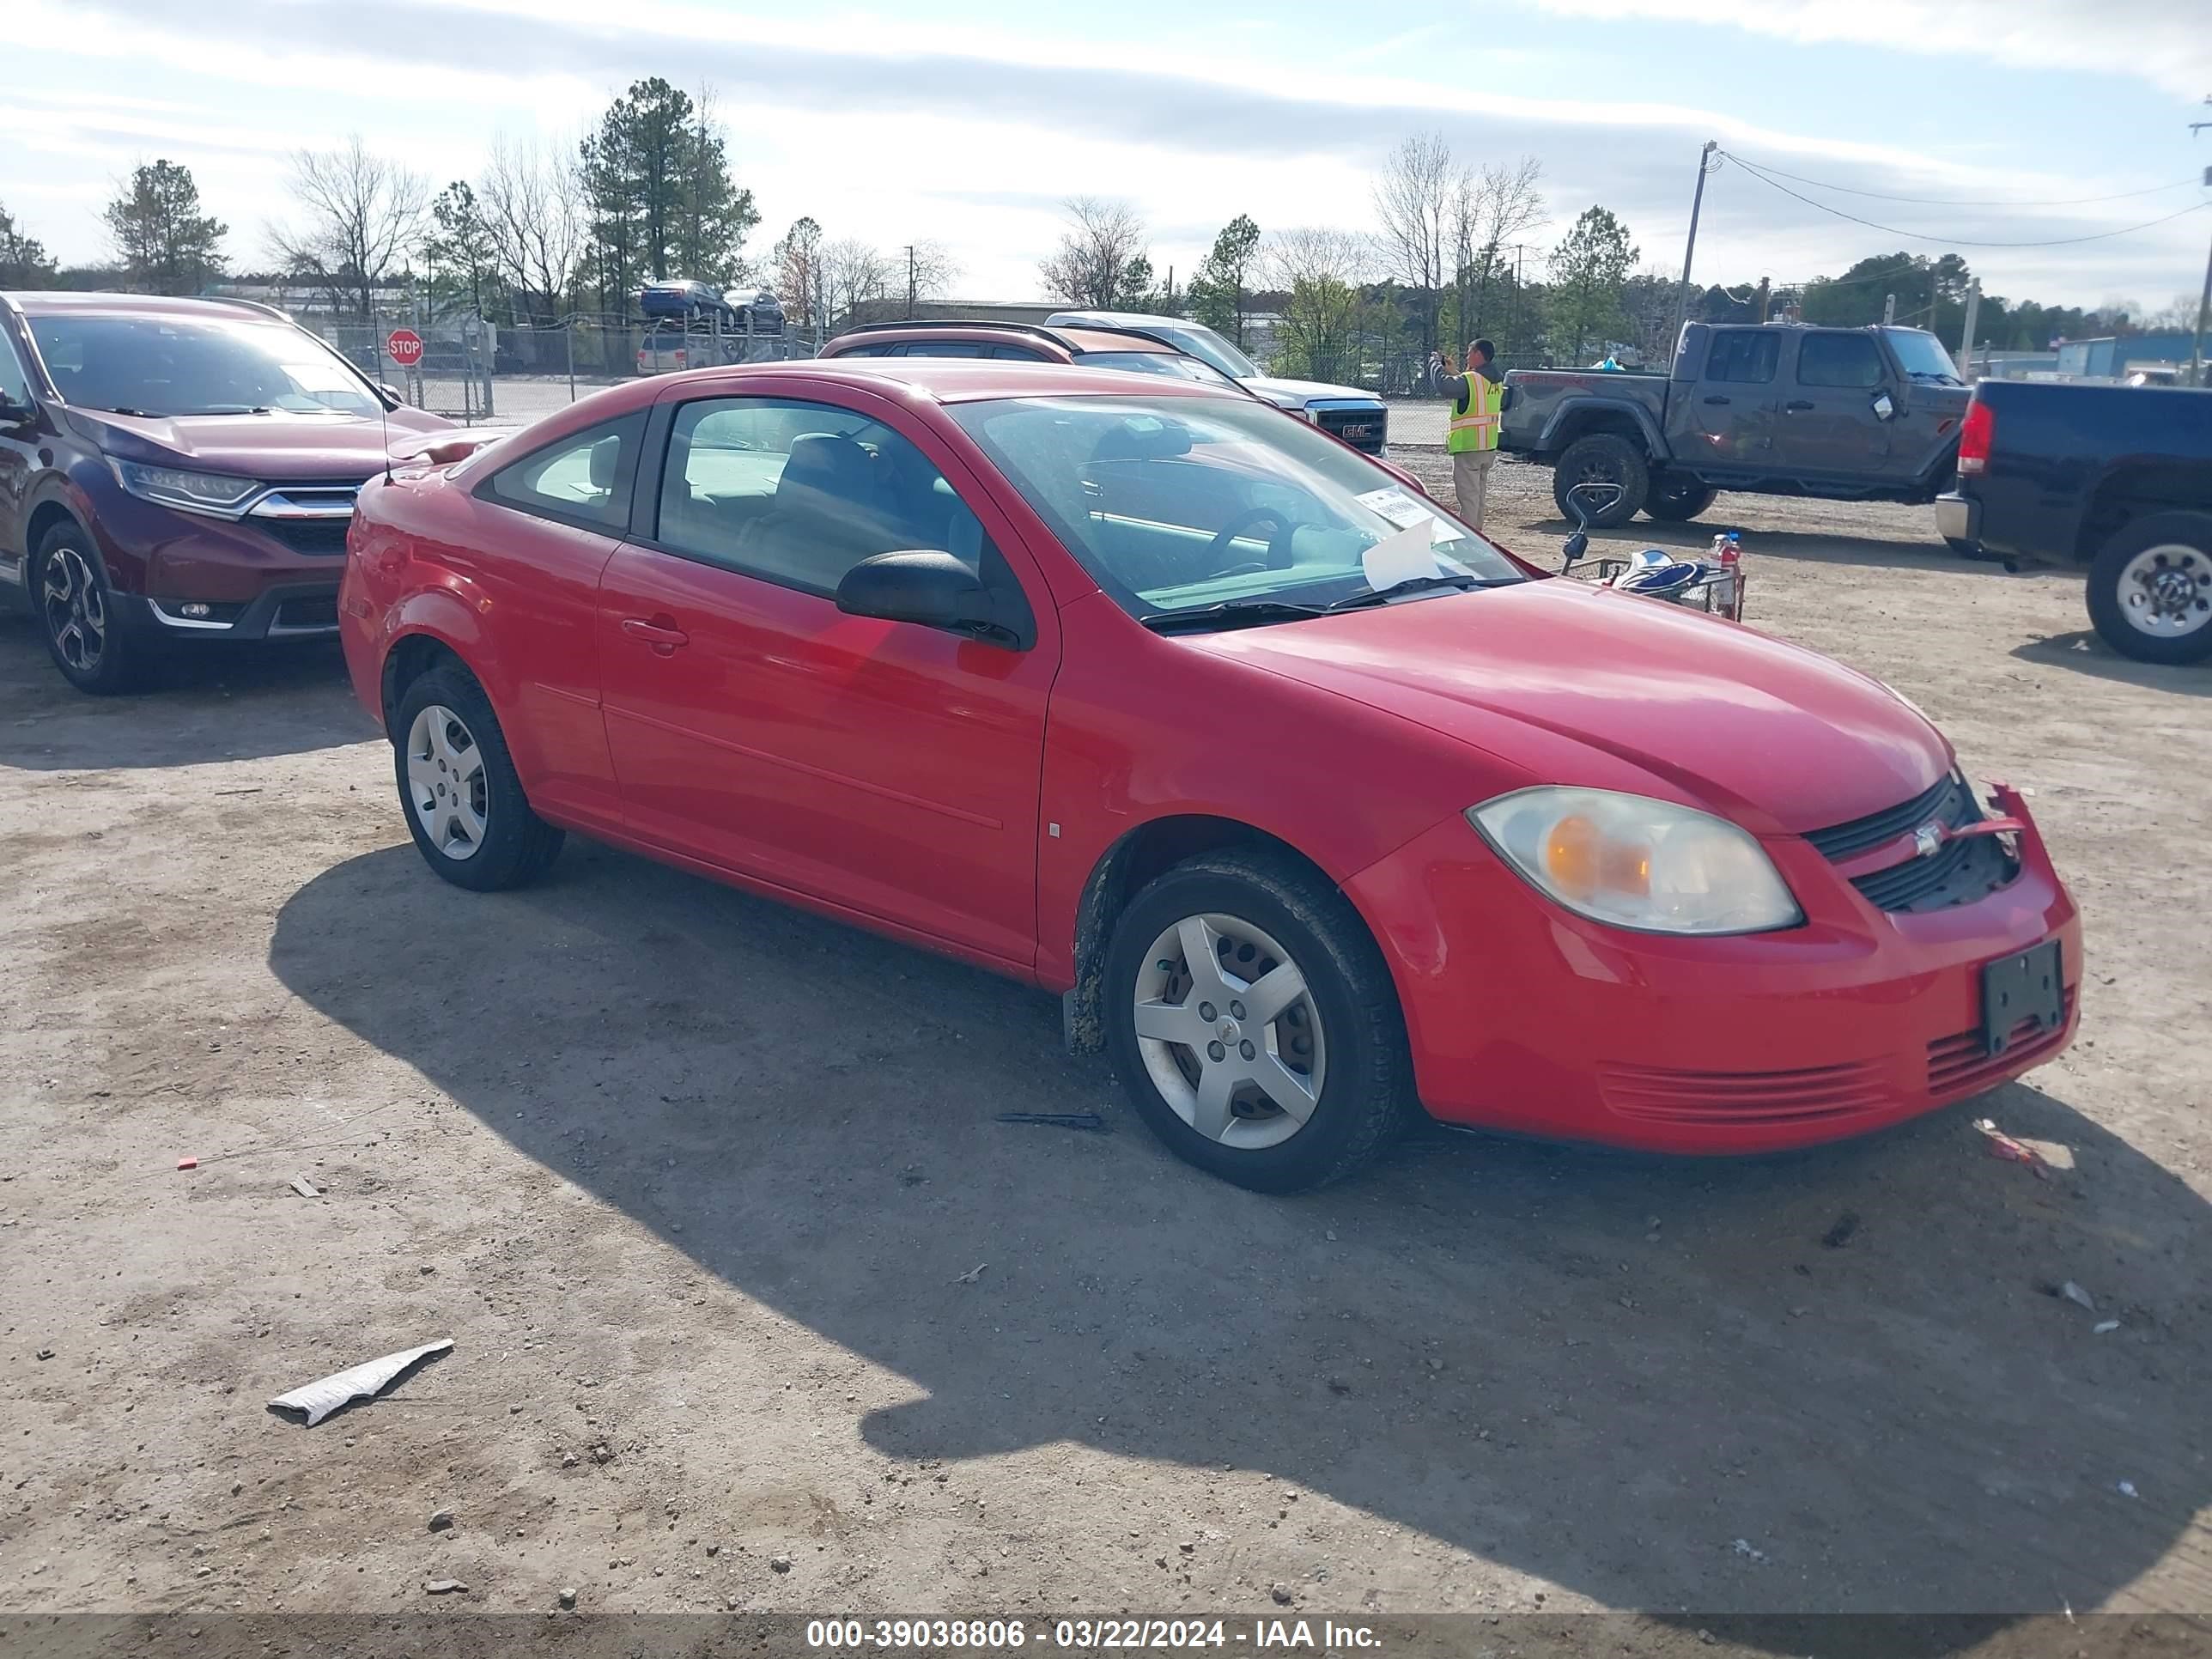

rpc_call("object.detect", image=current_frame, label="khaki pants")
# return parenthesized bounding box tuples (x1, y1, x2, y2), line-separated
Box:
(1452, 449, 1498, 530)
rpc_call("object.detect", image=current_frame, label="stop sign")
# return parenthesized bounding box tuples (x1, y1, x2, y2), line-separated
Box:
(385, 328, 425, 369)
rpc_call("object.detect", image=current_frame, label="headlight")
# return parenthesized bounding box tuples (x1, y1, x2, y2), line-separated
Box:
(108, 458, 259, 516)
(1467, 787, 1802, 935)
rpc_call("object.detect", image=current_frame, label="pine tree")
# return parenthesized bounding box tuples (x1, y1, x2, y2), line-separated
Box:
(0, 200, 59, 289)
(1547, 206, 1638, 363)
(1188, 214, 1261, 344)
(103, 160, 226, 295)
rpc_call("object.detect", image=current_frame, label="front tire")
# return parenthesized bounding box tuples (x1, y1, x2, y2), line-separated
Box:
(1103, 849, 1415, 1193)
(1553, 434, 1650, 527)
(35, 524, 143, 695)
(2085, 512, 2212, 665)
(391, 666, 565, 890)
(1644, 477, 1717, 523)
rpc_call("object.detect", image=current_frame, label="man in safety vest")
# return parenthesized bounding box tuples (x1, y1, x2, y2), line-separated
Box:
(1447, 338, 1504, 529)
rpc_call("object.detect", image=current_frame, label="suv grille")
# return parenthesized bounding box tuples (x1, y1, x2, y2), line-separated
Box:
(246, 484, 360, 557)
(1804, 770, 2018, 915)
(258, 519, 352, 556)
(1313, 406, 1387, 453)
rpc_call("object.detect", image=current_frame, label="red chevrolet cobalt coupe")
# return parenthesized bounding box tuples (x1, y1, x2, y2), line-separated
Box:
(339, 361, 2079, 1191)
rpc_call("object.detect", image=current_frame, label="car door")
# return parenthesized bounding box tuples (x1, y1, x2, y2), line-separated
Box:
(1686, 328, 1780, 468)
(1779, 331, 1897, 478)
(0, 318, 40, 586)
(595, 386, 1058, 973)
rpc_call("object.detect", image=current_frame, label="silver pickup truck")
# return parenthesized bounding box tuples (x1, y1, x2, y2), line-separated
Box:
(1499, 322, 1972, 534)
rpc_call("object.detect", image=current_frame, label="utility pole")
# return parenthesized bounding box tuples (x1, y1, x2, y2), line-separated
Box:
(2191, 99, 2211, 386)
(1670, 141, 1720, 362)
(1959, 278, 1981, 380)
(1882, 293, 1897, 325)
(904, 245, 917, 320)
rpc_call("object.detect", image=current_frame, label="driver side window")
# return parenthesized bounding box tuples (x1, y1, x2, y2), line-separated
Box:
(653, 397, 1030, 626)
(0, 325, 32, 405)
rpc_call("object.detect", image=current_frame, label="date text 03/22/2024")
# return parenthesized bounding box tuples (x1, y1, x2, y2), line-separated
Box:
(804, 1618, 1382, 1650)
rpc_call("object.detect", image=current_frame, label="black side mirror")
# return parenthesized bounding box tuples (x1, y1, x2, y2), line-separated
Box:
(836, 550, 1017, 645)
(0, 392, 33, 428)
(1871, 391, 1896, 422)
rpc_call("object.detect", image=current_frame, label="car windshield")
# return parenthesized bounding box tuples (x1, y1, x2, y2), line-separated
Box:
(26, 314, 380, 417)
(1881, 329, 1963, 385)
(949, 394, 1522, 623)
(1081, 350, 1237, 387)
(1149, 324, 1262, 380)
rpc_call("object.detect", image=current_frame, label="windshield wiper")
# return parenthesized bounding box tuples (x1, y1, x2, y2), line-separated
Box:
(1139, 597, 1329, 634)
(1323, 573, 1488, 611)
(88, 404, 161, 417)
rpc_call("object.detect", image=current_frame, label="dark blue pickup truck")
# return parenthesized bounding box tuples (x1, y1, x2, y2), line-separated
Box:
(1938, 379, 2212, 664)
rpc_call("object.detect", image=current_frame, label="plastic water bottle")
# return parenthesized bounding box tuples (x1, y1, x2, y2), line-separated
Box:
(1717, 532, 1743, 617)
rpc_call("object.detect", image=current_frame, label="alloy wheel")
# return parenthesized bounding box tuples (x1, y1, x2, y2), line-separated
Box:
(2118, 544, 2211, 639)
(405, 703, 489, 860)
(1132, 913, 1328, 1150)
(40, 547, 106, 673)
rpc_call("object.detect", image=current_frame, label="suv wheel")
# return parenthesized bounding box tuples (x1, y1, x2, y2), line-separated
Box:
(1553, 434, 1649, 526)
(1644, 477, 1717, 523)
(2086, 512, 2212, 665)
(392, 665, 565, 890)
(1102, 848, 1415, 1193)
(35, 523, 144, 695)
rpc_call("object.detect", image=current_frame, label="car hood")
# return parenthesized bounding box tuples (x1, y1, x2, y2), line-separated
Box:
(1241, 375, 1384, 410)
(67, 404, 453, 483)
(1188, 580, 1950, 836)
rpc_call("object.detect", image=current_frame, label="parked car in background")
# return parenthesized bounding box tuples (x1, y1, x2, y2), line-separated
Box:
(0, 291, 450, 693)
(1938, 379, 2212, 663)
(1046, 309, 1390, 455)
(340, 356, 2077, 1192)
(819, 321, 1434, 497)
(1500, 323, 1971, 535)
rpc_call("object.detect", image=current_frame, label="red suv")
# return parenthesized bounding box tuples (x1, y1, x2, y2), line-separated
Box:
(340, 358, 2078, 1192)
(0, 291, 449, 692)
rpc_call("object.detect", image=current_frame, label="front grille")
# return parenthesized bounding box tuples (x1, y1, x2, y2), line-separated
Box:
(1803, 773, 1963, 860)
(1802, 770, 2016, 914)
(273, 596, 339, 631)
(1314, 406, 1387, 453)
(1927, 990, 2075, 1097)
(1601, 1059, 1892, 1126)
(258, 518, 352, 556)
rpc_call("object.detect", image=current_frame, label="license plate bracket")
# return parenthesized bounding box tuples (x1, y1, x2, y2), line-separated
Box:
(1981, 939, 2063, 1057)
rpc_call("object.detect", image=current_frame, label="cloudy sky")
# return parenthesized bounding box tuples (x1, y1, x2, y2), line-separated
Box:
(6, 0, 2209, 314)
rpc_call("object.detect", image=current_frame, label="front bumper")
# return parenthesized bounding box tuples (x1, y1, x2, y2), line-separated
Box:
(1344, 784, 2081, 1153)
(1935, 493, 1980, 544)
(110, 580, 342, 643)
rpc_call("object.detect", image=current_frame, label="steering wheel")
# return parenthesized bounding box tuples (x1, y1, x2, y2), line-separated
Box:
(1204, 507, 1297, 574)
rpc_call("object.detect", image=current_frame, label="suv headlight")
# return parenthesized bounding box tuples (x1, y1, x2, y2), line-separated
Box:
(1467, 787, 1801, 935)
(109, 458, 258, 516)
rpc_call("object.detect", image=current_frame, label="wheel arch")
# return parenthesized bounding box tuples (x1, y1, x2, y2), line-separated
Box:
(1539, 399, 1662, 460)
(379, 629, 476, 730)
(2076, 462, 2212, 565)
(1061, 813, 1352, 1054)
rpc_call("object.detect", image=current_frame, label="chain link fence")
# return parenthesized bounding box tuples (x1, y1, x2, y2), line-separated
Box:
(292, 313, 825, 426)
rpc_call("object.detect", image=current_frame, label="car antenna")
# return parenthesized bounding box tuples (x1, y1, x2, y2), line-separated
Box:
(380, 380, 393, 483)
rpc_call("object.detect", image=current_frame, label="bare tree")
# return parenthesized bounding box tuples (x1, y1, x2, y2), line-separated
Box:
(1266, 227, 1370, 380)
(1037, 197, 1147, 308)
(1370, 132, 1457, 358)
(479, 135, 587, 324)
(269, 137, 428, 322)
(1451, 155, 1545, 349)
(822, 237, 892, 327)
(905, 237, 960, 307)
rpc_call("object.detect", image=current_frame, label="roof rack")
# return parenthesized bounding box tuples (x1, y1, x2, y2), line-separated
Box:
(831, 317, 1188, 352)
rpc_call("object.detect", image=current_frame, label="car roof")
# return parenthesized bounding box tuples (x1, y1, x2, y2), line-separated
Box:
(3, 290, 289, 324)
(668, 356, 1243, 406)
(1048, 309, 1194, 330)
(821, 322, 1183, 358)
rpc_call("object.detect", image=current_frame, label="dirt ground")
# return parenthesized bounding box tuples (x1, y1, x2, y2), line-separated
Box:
(2, 457, 2208, 1654)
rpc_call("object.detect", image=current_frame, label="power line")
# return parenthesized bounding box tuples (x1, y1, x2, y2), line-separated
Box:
(1717, 155, 2199, 209)
(1720, 152, 2212, 248)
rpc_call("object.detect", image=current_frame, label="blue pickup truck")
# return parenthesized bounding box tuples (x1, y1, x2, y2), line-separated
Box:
(1938, 379, 2212, 665)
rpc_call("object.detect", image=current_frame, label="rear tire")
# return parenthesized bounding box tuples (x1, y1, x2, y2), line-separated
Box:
(391, 665, 565, 890)
(2085, 512, 2212, 665)
(1553, 434, 1649, 526)
(1103, 848, 1415, 1193)
(1644, 477, 1717, 523)
(34, 523, 145, 695)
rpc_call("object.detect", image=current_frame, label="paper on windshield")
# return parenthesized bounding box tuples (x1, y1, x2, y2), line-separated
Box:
(1360, 520, 1443, 592)
(1358, 484, 1462, 546)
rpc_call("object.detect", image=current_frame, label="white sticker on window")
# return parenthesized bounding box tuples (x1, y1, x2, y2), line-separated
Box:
(1355, 486, 1431, 530)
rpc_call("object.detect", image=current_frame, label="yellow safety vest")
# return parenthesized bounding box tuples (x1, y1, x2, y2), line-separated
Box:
(1449, 371, 1503, 454)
